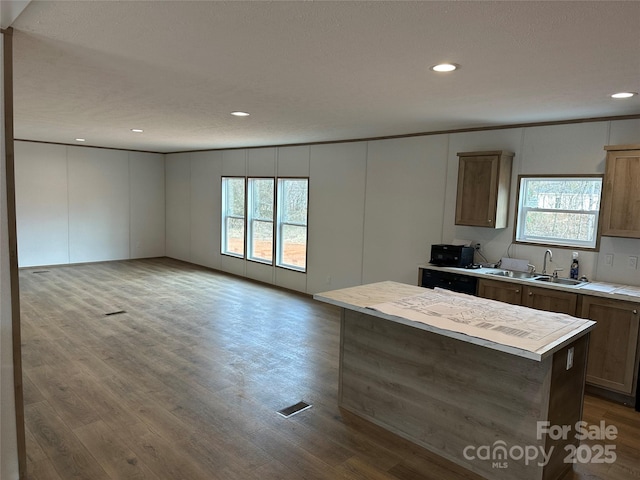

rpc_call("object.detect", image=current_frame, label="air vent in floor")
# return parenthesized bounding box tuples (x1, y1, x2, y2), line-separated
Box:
(277, 401, 312, 418)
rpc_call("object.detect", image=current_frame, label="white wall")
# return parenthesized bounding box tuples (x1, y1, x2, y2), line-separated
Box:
(14, 141, 165, 267)
(130, 152, 166, 258)
(165, 147, 313, 292)
(594, 119, 640, 286)
(165, 152, 190, 262)
(166, 118, 639, 293)
(13, 120, 639, 292)
(363, 136, 448, 285)
(307, 142, 367, 292)
(166, 137, 450, 293)
(442, 119, 640, 286)
(14, 142, 69, 265)
(190, 151, 222, 270)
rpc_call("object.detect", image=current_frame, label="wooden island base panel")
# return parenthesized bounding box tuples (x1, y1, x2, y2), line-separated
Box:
(314, 281, 596, 480)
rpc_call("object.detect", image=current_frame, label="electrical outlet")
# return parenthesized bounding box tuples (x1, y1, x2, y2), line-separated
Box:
(604, 254, 614, 266)
(566, 347, 574, 370)
(474, 243, 481, 251)
(628, 256, 638, 270)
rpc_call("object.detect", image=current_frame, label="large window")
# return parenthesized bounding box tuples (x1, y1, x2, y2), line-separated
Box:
(221, 177, 245, 257)
(221, 176, 308, 272)
(247, 178, 274, 263)
(515, 175, 603, 249)
(276, 178, 308, 271)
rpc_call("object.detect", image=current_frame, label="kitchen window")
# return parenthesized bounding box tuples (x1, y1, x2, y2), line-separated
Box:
(276, 178, 308, 271)
(514, 175, 603, 249)
(221, 177, 245, 257)
(247, 178, 274, 263)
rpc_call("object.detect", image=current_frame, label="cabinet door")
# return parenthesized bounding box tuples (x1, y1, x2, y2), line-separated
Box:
(522, 286, 577, 316)
(600, 147, 640, 238)
(455, 151, 513, 228)
(580, 296, 640, 394)
(477, 279, 522, 305)
(455, 154, 498, 227)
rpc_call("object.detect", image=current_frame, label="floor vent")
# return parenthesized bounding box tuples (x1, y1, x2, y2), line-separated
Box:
(277, 401, 312, 418)
(32, 270, 50, 274)
(105, 310, 126, 316)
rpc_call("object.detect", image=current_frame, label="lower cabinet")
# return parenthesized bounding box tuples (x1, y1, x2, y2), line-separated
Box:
(477, 278, 640, 396)
(522, 285, 578, 316)
(580, 296, 640, 394)
(477, 279, 578, 316)
(476, 279, 522, 305)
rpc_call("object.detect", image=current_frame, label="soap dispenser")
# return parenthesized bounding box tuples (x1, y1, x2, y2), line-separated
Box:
(570, 252, 579, 280)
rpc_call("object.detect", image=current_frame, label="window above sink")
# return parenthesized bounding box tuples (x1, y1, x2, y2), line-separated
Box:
(514, 175, 603, 250)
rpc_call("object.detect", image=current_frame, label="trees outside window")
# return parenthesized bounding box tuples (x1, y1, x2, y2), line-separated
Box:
(221, 177, 245, 256)
(247, 178, 274, 263)
(222, 177, 308, 272)
(515, 176, 603, 249)
(276, 179, 308, 271)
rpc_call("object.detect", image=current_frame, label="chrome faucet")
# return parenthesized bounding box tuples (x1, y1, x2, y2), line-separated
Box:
(542, 249, 553, 275)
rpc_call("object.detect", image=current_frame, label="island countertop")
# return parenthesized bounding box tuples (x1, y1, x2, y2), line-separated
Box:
(314, 280, 595, 361)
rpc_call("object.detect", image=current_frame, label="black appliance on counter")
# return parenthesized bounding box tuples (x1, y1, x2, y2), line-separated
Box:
(420, 269, 478, 295)
(430, 244, 475, 268)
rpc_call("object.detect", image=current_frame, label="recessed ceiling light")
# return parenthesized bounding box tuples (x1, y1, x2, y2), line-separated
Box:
(611, 92, 637, 99)
(231, 111, 250, 117)
(430, 63, 459, 72)
(131, 128, 144, 133)
(75, 138, 86, 142)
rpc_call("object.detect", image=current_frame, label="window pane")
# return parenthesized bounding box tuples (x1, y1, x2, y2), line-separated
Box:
(281, 179, 308, 224)
(225, 217, 244, 255)
(251, 220, 273, 262)
(516, 176, 602, 249)
(281, 224, 307, 269)
(277, 178, 308, 271)
(524, 212, 597, 242)
(227, 178, 245, 216)
(251, 179, 274, 220)
(222, 177, 245, 257)
(523, 179, 601, 211)
(247, 178, 274, 263)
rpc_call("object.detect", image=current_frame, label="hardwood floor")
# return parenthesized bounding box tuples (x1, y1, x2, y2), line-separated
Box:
(19, 258, 640, 480)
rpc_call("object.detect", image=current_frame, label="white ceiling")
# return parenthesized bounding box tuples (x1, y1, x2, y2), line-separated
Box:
(9, 1, 640, 153)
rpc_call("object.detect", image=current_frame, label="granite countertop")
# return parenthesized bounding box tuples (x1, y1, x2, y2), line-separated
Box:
(419, 264, 640, 303)
(314, 281, 595, 362)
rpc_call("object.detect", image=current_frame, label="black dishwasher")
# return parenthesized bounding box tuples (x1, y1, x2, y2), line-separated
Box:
(420, 269, 478, 295)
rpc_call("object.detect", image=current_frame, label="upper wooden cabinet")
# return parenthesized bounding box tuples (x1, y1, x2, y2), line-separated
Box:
(600, 144, 640, 238)
(455, 151, 513, 228)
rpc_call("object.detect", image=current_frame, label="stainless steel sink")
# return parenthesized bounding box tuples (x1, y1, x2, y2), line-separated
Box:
(534, 276, 585, 286)
(489, 270, 538, 279)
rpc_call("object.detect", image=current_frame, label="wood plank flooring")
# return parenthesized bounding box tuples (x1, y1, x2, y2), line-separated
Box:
(18, 258, 640, 480)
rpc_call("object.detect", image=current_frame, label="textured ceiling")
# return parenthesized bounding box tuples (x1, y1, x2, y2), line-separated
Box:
(9, 1, 640, 153)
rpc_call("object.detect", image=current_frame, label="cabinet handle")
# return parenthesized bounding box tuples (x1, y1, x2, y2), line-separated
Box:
(529, 292, 533, 296)
(633, 309, 638, 315)
(488, 219, 492, 223)
(515, 289, 520, 293)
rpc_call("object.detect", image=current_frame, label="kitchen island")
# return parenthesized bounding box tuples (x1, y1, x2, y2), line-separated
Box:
(314, 281, 596, 480)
